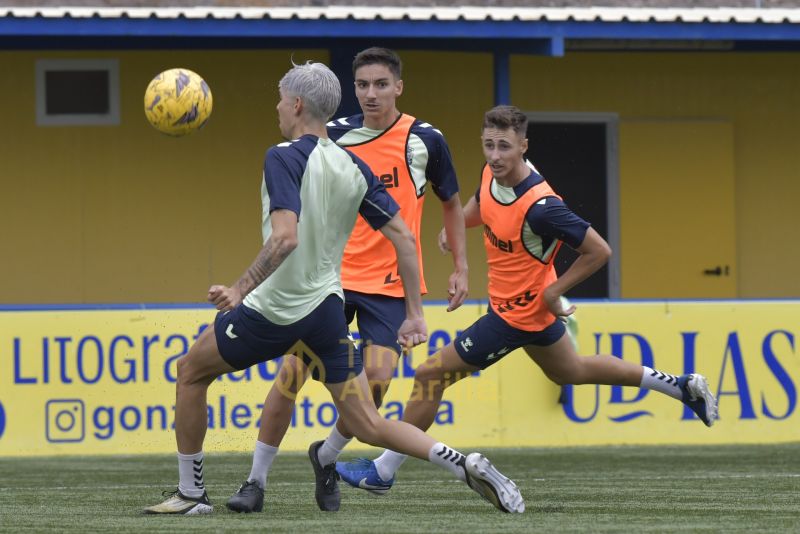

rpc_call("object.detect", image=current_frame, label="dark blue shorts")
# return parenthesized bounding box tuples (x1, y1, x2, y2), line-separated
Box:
(453, 307, 566, 370)
(344, 289, 405, 356)
(214, 294, 361, 384)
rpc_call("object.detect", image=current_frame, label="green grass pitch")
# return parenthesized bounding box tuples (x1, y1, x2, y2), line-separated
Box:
(1, 444, 798, 533)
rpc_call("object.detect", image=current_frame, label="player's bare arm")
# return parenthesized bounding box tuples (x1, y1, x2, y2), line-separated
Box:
(541, 227, 612, 317)
(379, 213, 427, 348)
(438, 195, 482, 252)
(208, 209, 299, 311)
(462, 196, 483, 228)
(440, 194, 469, 312)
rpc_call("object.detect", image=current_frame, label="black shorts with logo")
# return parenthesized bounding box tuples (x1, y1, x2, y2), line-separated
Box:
(214, 294, 361, 384)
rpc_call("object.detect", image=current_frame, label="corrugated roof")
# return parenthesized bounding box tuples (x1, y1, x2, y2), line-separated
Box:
(2, 6, 800, 24)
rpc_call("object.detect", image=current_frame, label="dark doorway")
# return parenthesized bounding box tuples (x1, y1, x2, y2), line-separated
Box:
(525, 121, 610, 298)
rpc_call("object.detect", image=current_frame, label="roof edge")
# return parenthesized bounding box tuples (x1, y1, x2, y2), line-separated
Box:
(2, 6, 800, 24)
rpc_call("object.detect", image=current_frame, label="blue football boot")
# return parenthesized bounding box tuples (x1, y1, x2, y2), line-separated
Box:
(677, 373, 719, 427)
(336, 458, 394, 496)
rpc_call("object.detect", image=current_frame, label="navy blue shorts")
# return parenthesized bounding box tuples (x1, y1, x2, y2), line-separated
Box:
(214, 294, 361, 384)
(453, 307, 566, 370)
(344, 289, 405, 356)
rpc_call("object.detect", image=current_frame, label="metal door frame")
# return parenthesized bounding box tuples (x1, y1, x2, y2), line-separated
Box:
(526, 111, 620, 299)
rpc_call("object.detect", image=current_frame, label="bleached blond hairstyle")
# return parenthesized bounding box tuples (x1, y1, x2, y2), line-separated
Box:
(279, 61, 341, 122)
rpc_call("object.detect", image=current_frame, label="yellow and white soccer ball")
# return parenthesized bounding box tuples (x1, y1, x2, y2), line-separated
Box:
(144, 68, 213, 136)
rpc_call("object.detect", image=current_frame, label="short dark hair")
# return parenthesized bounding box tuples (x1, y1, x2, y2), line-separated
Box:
(352, 47, 402, 79)
(483, 105, 528, 136)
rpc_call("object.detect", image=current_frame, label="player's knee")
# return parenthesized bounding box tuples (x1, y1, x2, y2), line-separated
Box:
(545, 371, 570, 386)
(176, 355, 205, 388)
(274, 359, 305, 395)
(363, 346, 397, 371)
(419, 363, 456, 390)
(176, 356, 190, 384)
(366, 361, 395, 385)
(545, 362, 583, 386)
(413, 362, 441, 385)
(369, 380, 390, 408)
(276, 369, 301, 395)
(367, 367, 394, 406)
(410, 369, 447, 403)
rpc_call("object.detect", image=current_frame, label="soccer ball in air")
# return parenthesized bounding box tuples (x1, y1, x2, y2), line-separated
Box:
(144, 68, 213, 136)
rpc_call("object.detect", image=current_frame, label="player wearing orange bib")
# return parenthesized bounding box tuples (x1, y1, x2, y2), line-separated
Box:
(340, 112, 429, 297)
(143, 63, 518, 516)
(337, 105, 719, 496)
(479, 164, 563, 332)
(227, 48, 471, 513)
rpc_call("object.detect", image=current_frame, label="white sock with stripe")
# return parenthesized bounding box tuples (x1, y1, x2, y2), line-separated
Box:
(374, 449, 408, 481)
(247, 441, 278, 489)
(317, 425, 352, 466)
(640, 366, 682, 400)
(428, 442, 466, 482)
(178, 451, 205, 498)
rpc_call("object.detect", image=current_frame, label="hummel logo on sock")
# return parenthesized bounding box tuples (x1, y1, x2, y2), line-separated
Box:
(436, 445, 465, 465)
(429, 442, 468, 482)
(193, 459, 204, 489)
(650, 369, 679, 387)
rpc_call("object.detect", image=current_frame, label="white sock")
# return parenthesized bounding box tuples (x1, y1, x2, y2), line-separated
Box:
(374, 449, 408, 481)
(177, 451, 205, 498)
(640, 366, 682, 400)
(317, 425, 352, 466)
(427, 442, 466, 482)
(247, 441, 278, 489)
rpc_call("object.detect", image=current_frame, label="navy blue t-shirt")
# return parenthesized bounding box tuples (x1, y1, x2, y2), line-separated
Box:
(263, 134, 399, 230)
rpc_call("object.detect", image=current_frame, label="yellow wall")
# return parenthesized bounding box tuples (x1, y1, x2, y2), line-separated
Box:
(511, 52, 800, 298)
(0, 49, 317, 303)
(398, 51, 495, 302)
(1, 50, 798, 303)
(0, 49, 494, 304)
(618, 120, 737, 297)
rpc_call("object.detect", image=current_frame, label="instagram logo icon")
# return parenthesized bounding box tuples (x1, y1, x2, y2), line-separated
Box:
(45, 399, 85, 443)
